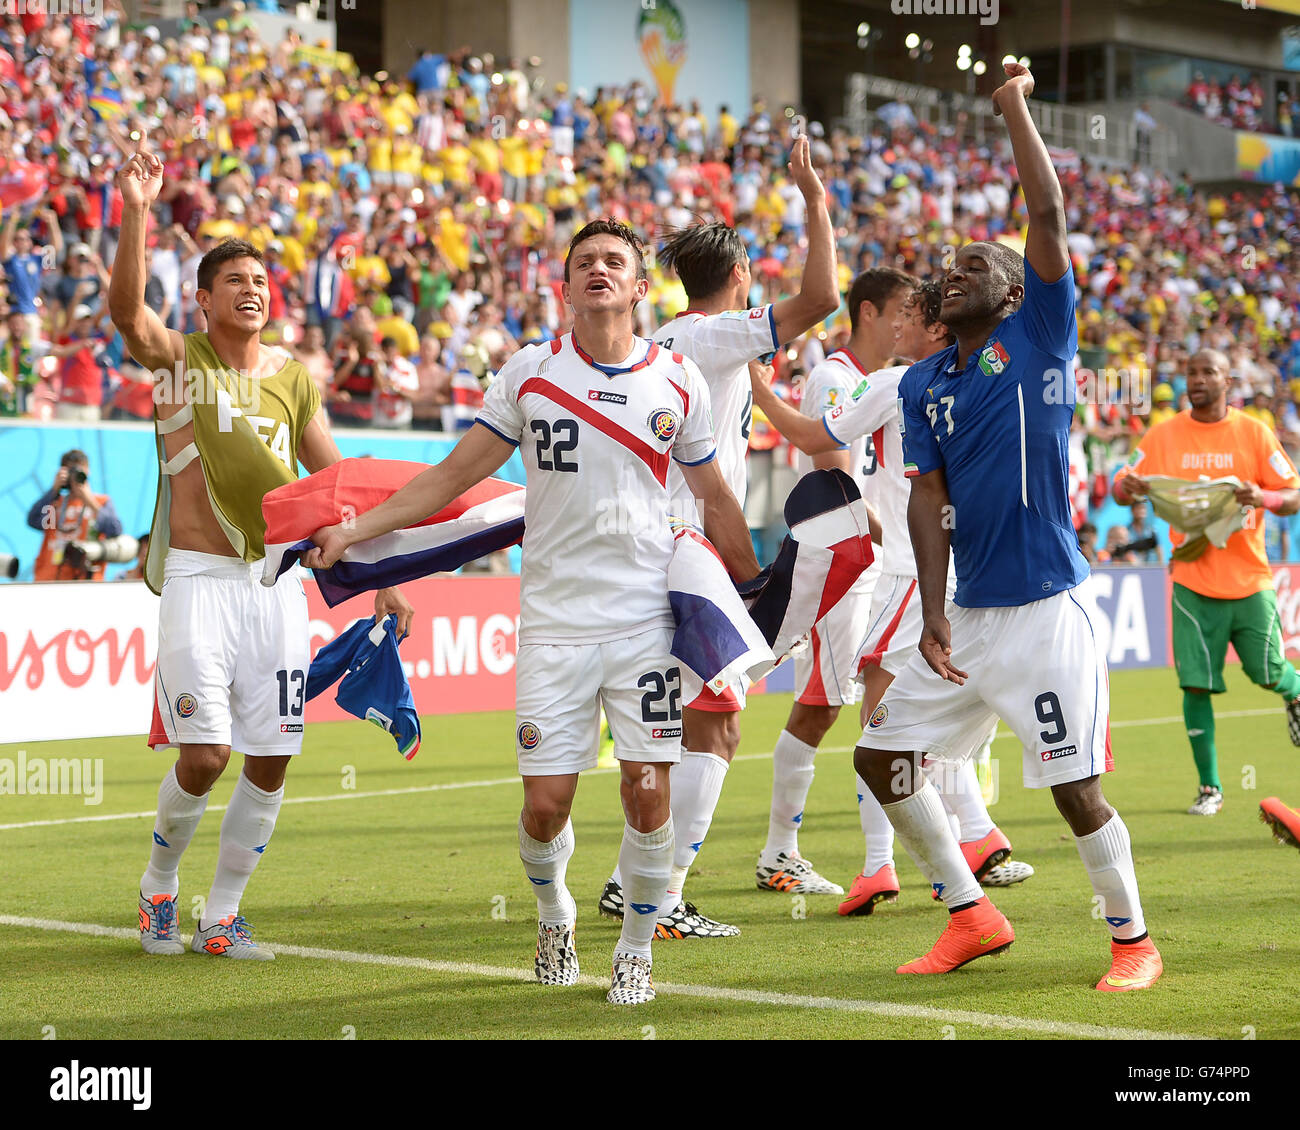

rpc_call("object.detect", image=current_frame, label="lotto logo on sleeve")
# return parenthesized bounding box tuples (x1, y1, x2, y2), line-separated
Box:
(829, 405, 844, 420)
(517, 722, 542, 750)
(868, 704, 889, 728)
(748, 307, 765, 320)
(648, 409, 678, 442)
(1040, 744, 1079, 762)
(175, 694, 197, 719)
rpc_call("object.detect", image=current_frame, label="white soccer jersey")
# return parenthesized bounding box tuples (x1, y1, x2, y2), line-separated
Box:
(797, 350, 872, 502)
(477, 333, 715, 645)
(823, 362, 950, 579)
(655, 305, 779, 511)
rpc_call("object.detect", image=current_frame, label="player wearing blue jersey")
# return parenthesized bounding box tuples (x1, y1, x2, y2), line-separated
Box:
(854, 64, 1162, 991)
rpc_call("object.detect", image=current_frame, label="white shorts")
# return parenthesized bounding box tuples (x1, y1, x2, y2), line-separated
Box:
(860, 579, 1112, 789)
(794, 562, 878, 706)
(514, 626, 685, 775)
(855, 571, 957, 679)
(149, 550, 309, 756)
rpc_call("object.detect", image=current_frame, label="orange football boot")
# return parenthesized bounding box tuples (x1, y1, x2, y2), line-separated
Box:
(1260, 797, 1300, 852)
(960, 827, 1012, 880)
(1096, 936, 1163, 991)
(928, 828, 1014, 900)
(838, 865, 900, 916)
(897, 896, 1013, 973)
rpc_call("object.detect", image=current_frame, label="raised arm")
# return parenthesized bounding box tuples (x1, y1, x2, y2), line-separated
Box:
(992, 63, 1069, 284)
(108, 136, 184, 372)
(0, 209, 17, 262)
(679, 457, 761, 583)
(769, 136, 839, 345)
(303, 421, 516, 568)
(41, 208, 64, 259)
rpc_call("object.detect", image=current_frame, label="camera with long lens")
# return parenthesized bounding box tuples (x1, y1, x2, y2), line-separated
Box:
(62, 534, 139, 577)
(1112, 533, 1158, 558)
(60, 469, 88, 493)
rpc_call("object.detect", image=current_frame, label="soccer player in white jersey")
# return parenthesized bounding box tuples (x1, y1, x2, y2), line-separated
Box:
(747, 268, 913, 897)
(856, 64, 1162, 990)
(751, 279, 1035, 916)
(596, 135, 838, 937)
(110, 136, 411, 962)
(307, 220, 759, 1004)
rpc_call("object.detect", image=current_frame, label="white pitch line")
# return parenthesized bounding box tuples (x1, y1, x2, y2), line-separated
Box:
(0, 703, 1286, 833)
(0, 914, 1203, 1041)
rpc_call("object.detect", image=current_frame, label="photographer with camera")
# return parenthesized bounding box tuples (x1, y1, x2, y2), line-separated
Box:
(25, 449, 133, 582)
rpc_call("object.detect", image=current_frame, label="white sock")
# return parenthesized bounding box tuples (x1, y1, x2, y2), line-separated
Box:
(203, 772, 282, 925)
(616, 818, 674, 959)
(932, 759, 995, 842)
(1075, 813, 1147, 941)
(609, 864, 623, 886)
(855, 772, 895, 874)
(141, 765, 209, 898)
(763, 730, 817, 863)
(519, 817, 577, 925)
(881, 781, 982, 910)
(668, 750, 729, 881)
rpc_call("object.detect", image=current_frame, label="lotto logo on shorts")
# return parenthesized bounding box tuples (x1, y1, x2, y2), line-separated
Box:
(517, 722, 541, 750)
(648, 409, 678, 441)
(868, 704, 889, 728)
(1040, 744, 1078, 762)
(280, 723, 303, 733)
(588, 390, 627, 404)
(652, 727, 681, 739)
(175, 694, 197, 719)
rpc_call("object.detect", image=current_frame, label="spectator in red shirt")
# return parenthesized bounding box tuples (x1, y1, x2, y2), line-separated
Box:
(51, 304, 109, 421)
(329, 306, 381, 426)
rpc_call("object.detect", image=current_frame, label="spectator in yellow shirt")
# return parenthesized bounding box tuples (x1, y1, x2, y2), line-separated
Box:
(440, 139, 474, 189)
(1243, 389, 1277, 433)
(376, 308, 421, 357)
(1147, 383, 1177, 429)
(717, 104, 739, 149)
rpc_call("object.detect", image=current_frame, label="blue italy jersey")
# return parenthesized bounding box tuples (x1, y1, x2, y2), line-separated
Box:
(899, 262, 1089, 607)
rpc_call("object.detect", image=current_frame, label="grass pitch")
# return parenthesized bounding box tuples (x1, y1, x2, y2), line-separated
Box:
(2, 666, 1298, 1040)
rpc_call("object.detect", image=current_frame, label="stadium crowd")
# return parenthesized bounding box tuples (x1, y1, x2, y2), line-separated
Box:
(1, 4, 1299, 555)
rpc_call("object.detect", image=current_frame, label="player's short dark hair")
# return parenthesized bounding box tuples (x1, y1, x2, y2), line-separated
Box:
(907, 279, 957, 347)
(565, 219, 646, 283)
(967, 240, 1025, 295)
(847, 267, 917, 334)
(658, 222, 747, 300)
(197, 239, 267, 293)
